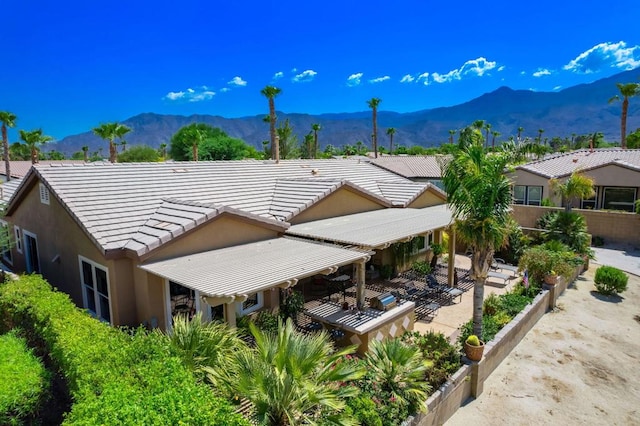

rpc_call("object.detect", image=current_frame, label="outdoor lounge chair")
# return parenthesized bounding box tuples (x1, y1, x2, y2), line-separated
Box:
(487, 270, 510, 285)
(400, 281, 429, 301)
(426, 274, 463, 303)
(417, 299, 440, 319)
(492, 258, 519, 275)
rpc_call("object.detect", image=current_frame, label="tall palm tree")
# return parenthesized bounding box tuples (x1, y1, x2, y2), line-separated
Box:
(0, 111, 17, 181)
(19, 129, 53, 164)
(81, 145, 89, 162)
(386, 127, 396, 154)
(159, 143, 167, 160)
(218, 319, 364, 425)
(367, 98, 381, 158)
(537, 128, 544, 144)
(550, 172, 595, 213)
(441, 127, 512, 338)
(484, 122, 492, 150)
(448, 129, 456, 144)
(517, 126, 524, 142)
(92, 122, 131, 163)
(311, 123, 321, 159)
(120, 140, 127, 152)
(609, 82, 640, 149)
(491, 131, 500, 149)
(261, 85, 282, 161)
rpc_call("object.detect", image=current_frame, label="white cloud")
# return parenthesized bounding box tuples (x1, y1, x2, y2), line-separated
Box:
(291, 67, 297, 73)
(346, 72, 363, 87)
(498, 65, 505, 72)
(164, 87, 215, 102)
(532, 68, 552, 77)
(369, 76, 390, 84)
(228, 76, 247, 87)
(431, 57, 497, 83)
(400, 74, 415, 83)
(219, 87, 230, 93)
(417, 72, 430, 85)
(273, 71, 283, 80)
(292, 69, 317, 83)
(563, 41, 640, 74)
(520, 71, 527, 75)
(553, 85, 562, 91)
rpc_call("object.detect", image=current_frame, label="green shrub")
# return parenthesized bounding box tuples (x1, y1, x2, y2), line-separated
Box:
(483, 293, 501, 316)
(0, 275, 248, 426)
(411, 261, 431, 275)
(279, 289, 305, 322)
(0, 330, 50, 425)
(635, 199, 640, 214)
(518, 244, 576, 284)
(499, 292, 533, 317)
(401, 330, 461, 390)
(492, 311, 512, 328)
(594, 266, 628, 295)
(458, 315, 500, 347)
(345, 395, 383, 426)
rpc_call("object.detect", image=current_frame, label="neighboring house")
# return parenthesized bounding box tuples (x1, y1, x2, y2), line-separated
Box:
(507, 149, 640, 211)
(0, 160, 85, 182)
(370, 155, 447, 189)
(2, 159, 450, 331)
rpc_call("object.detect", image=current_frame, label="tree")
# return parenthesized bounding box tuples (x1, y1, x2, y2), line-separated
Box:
(117, 145, 161, 162)
(170, 123, 255, 161)
(275, 119, 299, 159)
(386, 127, 396, 154)
(311, 123, 321, 159)
(92, 122, 131, 163)
(9, 142, 30, 160)
(159, 143, 167, 160)
(448, 129, 456, 144)
(18, 129, 53, 164)
(484, 122, 492, 150)
(120, 140, 127, 152)
(46, 150, 65, 160)
(550, 172, 595, 213)
(301, 132, 314, 159)
(627, 128, 640, 149)
(0, 111, 17, 181)
(216, 319, 364, 425)
(82, 145, 89, 162)
(441, 127, 512, 338)
(367, 98, 381, 158)
(517, 126, 524, 141)
(491, 131, 500, 149)
(261, 85, 282, 161)
(537, 128, 544, 144)
(609, 82, 640, 149)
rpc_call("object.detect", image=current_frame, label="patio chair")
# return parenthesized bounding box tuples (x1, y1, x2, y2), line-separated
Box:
(401, 281, 429, 301)
(487, 270, 510, 285)
(417, 299, 440, 319)
(492, 258, 519, 275)
(426, 274, 463, 304)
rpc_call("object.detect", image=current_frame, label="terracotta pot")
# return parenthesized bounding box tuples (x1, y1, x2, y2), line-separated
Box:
(544, 274, 558, 285)
(464, 340, 485, 361)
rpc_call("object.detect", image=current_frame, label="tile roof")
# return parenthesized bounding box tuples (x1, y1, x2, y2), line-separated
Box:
(0, 161, 85, 179)
(12, 159, 436, 255)
(139, 237, 370, 298)
(370, 155, 448, 179)
(285, 204, 453, 249)
(515, 149, 640, 178)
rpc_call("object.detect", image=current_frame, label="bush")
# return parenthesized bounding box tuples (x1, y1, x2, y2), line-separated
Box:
(518, 244, 576, 285)
(411, 261, 431, 275)
(483, 293, 501, 316)
(345, 395, 383, 426)
(0, 330, 50, 425)
(401, 330, 461, 390)
(499, 293, 533, 317)
(0, 275, 248, 426)
(594, 266, 628, 295)
(458, 315, 500, 347)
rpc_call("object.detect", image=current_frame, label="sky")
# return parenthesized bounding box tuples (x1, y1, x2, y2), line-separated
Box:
(2, 0, 640, 141)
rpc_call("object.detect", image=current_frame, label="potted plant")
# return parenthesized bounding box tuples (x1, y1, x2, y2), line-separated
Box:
(464, 334, 485, 361)
(429, 242, 445, 270)
(544, 270, 558, 285)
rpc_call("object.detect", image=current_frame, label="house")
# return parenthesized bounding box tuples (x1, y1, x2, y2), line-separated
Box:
(2, 159, 451, 333)
(370, 155, 447, 189)
(506, 149, 640, 211)
(0, 160, 85, 182)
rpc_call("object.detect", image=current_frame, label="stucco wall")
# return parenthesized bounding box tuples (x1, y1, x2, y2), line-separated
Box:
(407, 189, 447, 208)
(290, 187, 385, 224)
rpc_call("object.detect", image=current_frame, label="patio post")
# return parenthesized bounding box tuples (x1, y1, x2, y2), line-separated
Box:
(447, 226, 456, 287)
(224, 302, 237, 328)
(355, 260, 366, 310)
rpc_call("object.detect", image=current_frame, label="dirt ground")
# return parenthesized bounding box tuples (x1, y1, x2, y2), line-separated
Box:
(446, 267, 640, 425)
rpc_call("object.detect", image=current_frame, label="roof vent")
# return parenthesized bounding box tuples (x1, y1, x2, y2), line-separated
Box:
(311, 169, 319, 176)
(172, 168, 188, 173)
(572, 158, 578, 163)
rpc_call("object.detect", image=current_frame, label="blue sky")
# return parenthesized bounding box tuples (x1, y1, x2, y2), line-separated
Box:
(3, 0, 640, 140)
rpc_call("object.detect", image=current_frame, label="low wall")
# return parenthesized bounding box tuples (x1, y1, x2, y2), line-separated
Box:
(512, 205, 640, 246)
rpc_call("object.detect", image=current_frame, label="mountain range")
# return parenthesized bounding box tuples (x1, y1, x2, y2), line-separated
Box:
(54, 69, 640, 156)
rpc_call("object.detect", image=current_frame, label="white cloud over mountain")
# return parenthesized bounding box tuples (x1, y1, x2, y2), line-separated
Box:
(164, 86, 216, 102)
(563, 41, 640, 74)
(533, 68, 552, 77)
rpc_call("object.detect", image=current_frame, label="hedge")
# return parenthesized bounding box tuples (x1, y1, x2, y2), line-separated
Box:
(0, 330, 49, 425)
(0, 275, 249, 425)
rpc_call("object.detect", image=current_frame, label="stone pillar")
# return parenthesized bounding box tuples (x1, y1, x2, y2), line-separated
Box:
(469, 361, 484, 397)
(448, 226, 456, 287)
(224, 302, 237, 328)
(356, 260, 366, 310)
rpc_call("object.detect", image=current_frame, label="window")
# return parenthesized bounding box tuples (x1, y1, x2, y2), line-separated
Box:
(238, 292, 264, 316)
(79, 256, 111, 323)
(0, 221, 12, 265)
(602, 187, 637, 212)
(23, 230, 40, 274)
(513, 185, 542, 206)
(39, 183, 50, 205)
(14, 227, 22, 254)
(581, 187, 598, 209)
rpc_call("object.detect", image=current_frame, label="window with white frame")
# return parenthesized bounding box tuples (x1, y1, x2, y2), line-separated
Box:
(602, 187, 637, 212)
(238, 292, 263, 316)
(0, 221, 12, 265)
(79, 256, 111, 323)
(13, 227, 22, 254)
(513, 185, 542, 206)
(39, 183, 50, 205)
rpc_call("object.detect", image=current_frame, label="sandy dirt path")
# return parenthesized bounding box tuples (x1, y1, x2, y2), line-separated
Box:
(446, 268, 640, 425)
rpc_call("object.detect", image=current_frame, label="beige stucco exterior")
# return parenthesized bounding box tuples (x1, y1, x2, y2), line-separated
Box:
(407, 188, 447, 209)
(290, 187, 386, 224)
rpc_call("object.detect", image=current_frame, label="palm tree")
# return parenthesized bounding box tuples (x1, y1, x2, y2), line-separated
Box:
(92, 122, 131, 163)
(537, 128, 544, 144)
(261, 85, 282, 161)
(120, 140, 127, 152)
(218, 319, 364, 425)
(448, 129, 456, 144)
(517, 126, 524, 141)
(311, 123, 321, 159)
(0, 111, 17, 181)
(609, 82, 640, 149)
(159, 143, 167, 160)
(81, 145, 89, 162)
(491, 131, 500, 149)
(367, 98, 381, 158)
(441, 127, 512, 337)
(190, 127, 205, 161)
(484, 122, 492, 150)
(386, 127, 396, 154)
(550, 172, 595, 213)
(19, 129, 53, 164)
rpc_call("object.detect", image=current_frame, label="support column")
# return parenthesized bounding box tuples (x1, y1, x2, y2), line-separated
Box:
(224, 302, 237, 328)
(355, 260, 366, 310)
(447, 226, 456, 287)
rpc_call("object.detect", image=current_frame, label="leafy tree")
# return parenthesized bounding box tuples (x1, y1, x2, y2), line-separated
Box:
(18, 128, 53, 164)
(117, 145, 161, 162)
(311, 123, 321, 159)
(170, 123, 255, 161)
(9, 142, 30, 161)
(215, 319, 364, 426)
(441, 127, 512, 337)
(448, 129, 456, 144)
(626, 128, 640, 149)
(367, 98, 381, 158)
(92, 122, 131, 163)
(0, 111, 16, 181)
(46, 150, 65, 160)
(276, 119, 299, 159)
(386, 127, 396, 153)
(549, 172, 595, 212)
(261, 85, 282, 161)
(609, 82, 640, 149)
(484, 122, 491, 149)
(301, 132, 314, 159)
